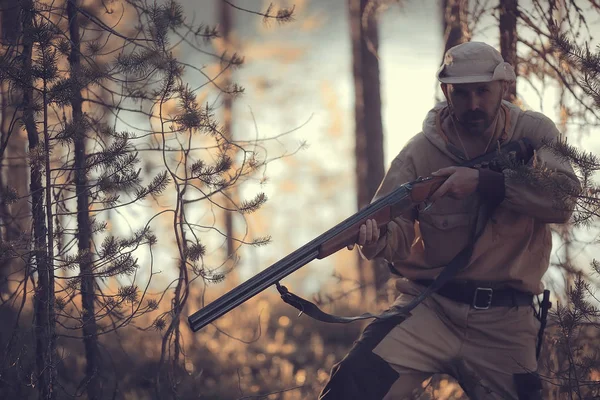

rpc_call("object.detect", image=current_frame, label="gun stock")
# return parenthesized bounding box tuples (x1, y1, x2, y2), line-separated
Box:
(188, 138, 534, 332)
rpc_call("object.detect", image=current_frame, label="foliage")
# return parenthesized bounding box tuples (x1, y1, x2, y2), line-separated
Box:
(0, 0, 297, 398)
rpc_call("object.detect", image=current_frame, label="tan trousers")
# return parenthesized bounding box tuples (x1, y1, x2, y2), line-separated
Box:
(320, 279, 541, 399)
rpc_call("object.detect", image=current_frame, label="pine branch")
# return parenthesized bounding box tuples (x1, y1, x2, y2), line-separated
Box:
(221, 1, 295, 24)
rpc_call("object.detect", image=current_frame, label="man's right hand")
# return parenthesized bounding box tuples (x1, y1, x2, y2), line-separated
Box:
(347, 219, 381, 250)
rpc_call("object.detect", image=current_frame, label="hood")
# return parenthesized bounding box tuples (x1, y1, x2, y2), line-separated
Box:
(421, 100, 522, 163)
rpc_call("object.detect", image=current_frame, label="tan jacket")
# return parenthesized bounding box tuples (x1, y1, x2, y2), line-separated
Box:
(362, 101, 580, 294)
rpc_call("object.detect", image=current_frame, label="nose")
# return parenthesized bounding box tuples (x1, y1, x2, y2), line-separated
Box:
(468, 93, 480, 111)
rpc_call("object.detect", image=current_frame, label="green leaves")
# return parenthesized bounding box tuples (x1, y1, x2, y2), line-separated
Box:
(239, 193, 268, 214)
(190, 155, 233, 189)
(186, 243, 206, 262)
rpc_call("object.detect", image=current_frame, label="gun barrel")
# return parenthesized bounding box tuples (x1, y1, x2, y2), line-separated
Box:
(188, 185, 411, 331)
(188, 249, 319, 332)
(186, 136, 534, 333)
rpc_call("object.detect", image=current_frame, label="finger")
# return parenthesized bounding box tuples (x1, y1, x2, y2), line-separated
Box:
(365, 219, 374, 243)
(371, 220, 380, 241)
(356, 223, 367, 245)
(431, 166, 456, 176)
(368, 221, 381, 244)
(431, 180, 451, 201)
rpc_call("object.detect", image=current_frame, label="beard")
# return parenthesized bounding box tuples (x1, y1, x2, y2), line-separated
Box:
(456, 96, 503, 136)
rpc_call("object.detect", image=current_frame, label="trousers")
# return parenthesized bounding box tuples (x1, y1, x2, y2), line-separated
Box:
(319, 279, 543, 399)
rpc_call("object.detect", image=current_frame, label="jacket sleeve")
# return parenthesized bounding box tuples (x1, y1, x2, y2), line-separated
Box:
(359, 149, 417, 262)
(499, 113, 581, 223)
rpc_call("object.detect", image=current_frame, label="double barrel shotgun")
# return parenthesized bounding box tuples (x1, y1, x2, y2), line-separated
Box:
(188, 138, 534, 332)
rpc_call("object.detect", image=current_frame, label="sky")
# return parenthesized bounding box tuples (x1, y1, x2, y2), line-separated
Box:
(111, 0, 600, 300)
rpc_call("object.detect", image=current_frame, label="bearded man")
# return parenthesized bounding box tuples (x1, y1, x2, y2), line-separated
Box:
(319, 41, 580, 400)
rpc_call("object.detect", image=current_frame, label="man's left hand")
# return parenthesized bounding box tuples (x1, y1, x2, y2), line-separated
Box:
(430, 166, 479, 201)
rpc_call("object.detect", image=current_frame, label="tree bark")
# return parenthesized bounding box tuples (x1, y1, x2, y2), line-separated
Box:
(499, 0, 518, 102)
(348, 0, 387, 300)
(441, 0, 470, 62)
(1, 0, 20, 44)
(67, 1, 102, 398)
(0, 0, 28, 298)
(220, 0, 237, 284)
(21, 1, 56, 398)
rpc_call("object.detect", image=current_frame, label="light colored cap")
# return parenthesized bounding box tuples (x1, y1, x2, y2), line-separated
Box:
(437, 41, 516, 84)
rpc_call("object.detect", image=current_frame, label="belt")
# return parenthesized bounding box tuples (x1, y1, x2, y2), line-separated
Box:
(414, 279, 533, 309)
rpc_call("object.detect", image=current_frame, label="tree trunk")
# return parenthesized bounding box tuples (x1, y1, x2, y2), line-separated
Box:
(348, 0, 387, 300)
(220, 0, 237, 284)
(21, 1, 56, 398)
(441, 0, 470, 62)
(0, 0, 20, 44)
(499, 0, 518, 102)
(67, 1, 101, 398)
(0, 0, 28, 298)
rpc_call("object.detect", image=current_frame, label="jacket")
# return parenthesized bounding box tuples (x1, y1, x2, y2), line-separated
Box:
(361, 100, 580, 294)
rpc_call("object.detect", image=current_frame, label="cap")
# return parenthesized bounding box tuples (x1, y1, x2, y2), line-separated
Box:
(437, 41, 516, 84)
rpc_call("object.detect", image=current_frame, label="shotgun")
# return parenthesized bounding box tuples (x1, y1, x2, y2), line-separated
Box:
(188, 138, 534, 332)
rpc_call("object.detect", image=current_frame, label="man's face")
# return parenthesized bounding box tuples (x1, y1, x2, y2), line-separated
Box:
(442, 81, 505, 135)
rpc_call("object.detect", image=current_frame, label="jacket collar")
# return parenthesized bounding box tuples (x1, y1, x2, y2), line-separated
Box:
(422, 100, 519, 162)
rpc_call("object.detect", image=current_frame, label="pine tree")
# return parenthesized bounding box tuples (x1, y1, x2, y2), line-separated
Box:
(348, 0, 387, 301)
(499, 0, 517, 102)
(540, 32, 600, 398)
(0, 0, 294, 398)
(441, 0, 470, 61)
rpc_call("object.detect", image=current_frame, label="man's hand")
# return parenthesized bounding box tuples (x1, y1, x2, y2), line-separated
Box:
(347, 218, 380, 250)
(430, 166, 479, 201)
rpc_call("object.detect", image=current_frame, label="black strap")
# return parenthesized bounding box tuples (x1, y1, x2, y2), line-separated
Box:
(276, 200, 491, 324)
(275, 282, 412, 323)
(535, 289, 552, 359)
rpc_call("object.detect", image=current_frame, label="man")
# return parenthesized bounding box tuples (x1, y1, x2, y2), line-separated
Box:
(319, 42, 580, 399)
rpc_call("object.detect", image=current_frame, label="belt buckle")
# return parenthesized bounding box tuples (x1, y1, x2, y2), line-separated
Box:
(473, 287, 493, 310)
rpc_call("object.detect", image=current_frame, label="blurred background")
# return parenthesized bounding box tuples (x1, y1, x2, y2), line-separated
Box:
(1, 0, 600, 399)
